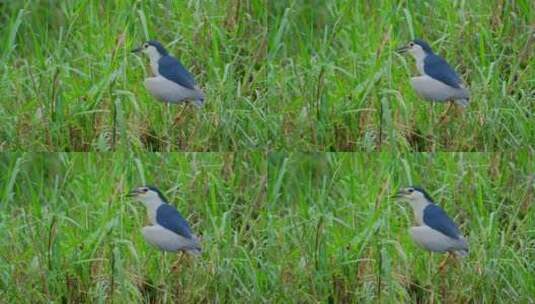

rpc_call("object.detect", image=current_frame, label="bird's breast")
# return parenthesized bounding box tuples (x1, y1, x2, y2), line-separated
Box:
(147, 209, 157, 225)
(413, 208, 425, 225)
(150, 61, 159, 76)
(416, 58, 425, 75)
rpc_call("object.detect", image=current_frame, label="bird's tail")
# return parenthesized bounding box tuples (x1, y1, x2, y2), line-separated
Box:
(454, 249, 469, 257)
(190, 99, 204, 108)
(185, 235, 202, 256)
(455, 99, 469, 108)
(191, 86, 205, 108)
(185, 247, 202, 256)
(454, 236, 469, 257)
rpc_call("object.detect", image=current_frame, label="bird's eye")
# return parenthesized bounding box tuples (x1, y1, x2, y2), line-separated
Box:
(142, 188, 148, 193)
(409, 42, 414, 47)
(143, 44, 149, 49)
(408, 188, 414, 193)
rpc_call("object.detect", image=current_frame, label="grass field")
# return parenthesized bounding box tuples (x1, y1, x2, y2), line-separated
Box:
(0, 152, 267, 302)
(267, 152, 534, 302)
(1, 0, 534, 303)
(1, 152, 533, 302)
(1, 1, 267, 151)
(268, 0, 534, 151)
(2, 1, 533, 151)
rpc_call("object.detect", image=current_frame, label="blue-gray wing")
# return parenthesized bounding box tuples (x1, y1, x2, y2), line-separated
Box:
(158, 55, 196, 90)
(156, 204, 193, 239)
(423, 204, 461, 239)
(424, 54, 462, 89)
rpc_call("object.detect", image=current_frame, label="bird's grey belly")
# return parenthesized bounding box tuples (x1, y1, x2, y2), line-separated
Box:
(144, 77, 203, 103)
(409, 226, 468, 253)
(411, 76, 469, 101)
(142, 225, 201, 254)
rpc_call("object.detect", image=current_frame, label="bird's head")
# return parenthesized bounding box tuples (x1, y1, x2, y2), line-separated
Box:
(128, 185, 168, 206)
(397, 39, 433, 60)
(394, 186, 434, 207)
(132, 40, 168, 60)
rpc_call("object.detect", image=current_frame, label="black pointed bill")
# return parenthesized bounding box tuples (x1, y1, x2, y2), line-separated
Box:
(393, 189, 409, 200)
(127, 188, 141, 197)
(397, 45, 409, 54)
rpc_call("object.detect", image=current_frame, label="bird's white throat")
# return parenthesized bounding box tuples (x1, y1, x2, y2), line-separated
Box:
(148, 54, 161, 76)
(140, 196, 164, 224)
(407, 198, 430, 225)
(144, 47, 162, 76)
(409, 48, 427, 75)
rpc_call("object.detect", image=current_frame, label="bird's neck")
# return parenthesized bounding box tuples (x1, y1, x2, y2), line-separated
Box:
(415, 55, 426, 75)
(142, 198, 163, 224)
(411, 51, 428, 75)
(408, 199, 430, 225)
(148, 53, 162, 76)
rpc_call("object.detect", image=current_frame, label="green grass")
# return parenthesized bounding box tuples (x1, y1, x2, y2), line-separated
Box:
(268, 0, 534, 151)
(0, 1, 267, 151)
(1, 152, 533, 302)
(266, 152, 534, 302)
(1, 0, 534, 302)
(2, 1, 533, 151)
(0, 152, 267, 302)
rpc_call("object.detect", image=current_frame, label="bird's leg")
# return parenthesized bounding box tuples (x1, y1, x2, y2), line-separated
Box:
(171, 252, 185, 272)
(173, 103, 189, 125)
(439, 253, 453, 302)
(159, 252, 168, 286)
(437, 252, 451, 273)
(428, 251, 433, 278)
(437, 101, 454, 125)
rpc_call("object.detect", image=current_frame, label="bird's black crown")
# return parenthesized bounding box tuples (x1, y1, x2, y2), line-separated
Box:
(146, 185, 169, 202)
(412, 39, 433, 53)
(147, 40, 169, 56)
(409, 186, 435, 202)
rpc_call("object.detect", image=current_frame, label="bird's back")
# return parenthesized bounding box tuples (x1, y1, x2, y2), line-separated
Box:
(423, 53, 463, 89)
(158, 55, 197, 90)
(423, 204, 462, 240)
(156, 203, 194, 239)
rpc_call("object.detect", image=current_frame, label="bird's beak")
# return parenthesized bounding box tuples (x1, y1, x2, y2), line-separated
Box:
(396, 45, 409, 54)
(126, 189, 140, 197)
(131, 46, 142, 53)
(392, 189, 407, 200)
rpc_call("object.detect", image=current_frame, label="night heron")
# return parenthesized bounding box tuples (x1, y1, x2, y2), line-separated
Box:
(398, 39, 470, 109)
(395, 186, 468, 264)
(132, 40, 205, 107)
(128, 185, 201, 255)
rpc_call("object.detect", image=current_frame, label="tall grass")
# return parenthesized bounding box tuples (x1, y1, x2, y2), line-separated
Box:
(2, 1, 533, 151)
(1, 152, 532, 302)
(266, 152, 534, 302)
(0, 152, 267, 302)
(0, 1, 267, 151)
(268, 0, 534, 151)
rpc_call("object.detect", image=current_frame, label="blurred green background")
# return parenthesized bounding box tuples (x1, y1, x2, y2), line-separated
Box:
(266, 152, 534, 302)
(0, 0, 267, 151)
(268, 0, 534, 151)
(0, 152, 266, 302)
(1, 152, 532, 302)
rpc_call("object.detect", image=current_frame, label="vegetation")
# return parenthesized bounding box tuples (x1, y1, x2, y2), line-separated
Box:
(268, 0, 534, 151)
(2, 153, 533, 302)
(1, 0, 534, 303)
(0, 152, 267, 302)
(1, 1, 267, 151)
(267, 152, 534, 302)
(2, 1, 533, 151)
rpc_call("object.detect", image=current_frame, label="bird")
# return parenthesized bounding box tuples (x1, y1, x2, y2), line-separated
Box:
(397, 39, 470, 108)
(395, 186, 468, 257)
(132, 40, 205, 107)
(128, 185, 201, 255)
